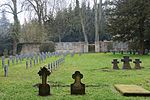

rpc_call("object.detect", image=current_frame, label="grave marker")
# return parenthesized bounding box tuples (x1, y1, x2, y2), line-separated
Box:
(48, 63, 50, 69)
(53, 62, 56, 70)
(50, 63, 53, 72)
(16, 57, 18, 64)
(26, 61, 28, 69)
(12, 57, 14, 65)
(71, 71, 85, 95)
(112, 59, 119, 69)
(30, 60, 32, 67)
(4, 65, 8, 77)
(2, 56, 5, 68)
(121, 56, 132, 69)
(113, 51, 116, 55)
(34, 59, 36, 66)
(38, 67, 51, 96)
(55, 61, 57, 69)
(133, 59, 142, 69)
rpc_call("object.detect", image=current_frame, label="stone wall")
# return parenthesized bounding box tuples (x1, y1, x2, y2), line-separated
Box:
(112, 41, 128, 51)
(20, 43, 41, 54)
(95, 41, 128, 52)
(55, 42, 88, 53)
(20, 41, 129, 54)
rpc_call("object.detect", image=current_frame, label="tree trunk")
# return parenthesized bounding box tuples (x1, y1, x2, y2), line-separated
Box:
(12, 39, 17, 55)
(138, 9, 145, 55)
(12, 0, 19, 55)
(77, 0, 88, 43)
(99, 0, 102, 37)
(94, 0, 100, 52)
(59, 34, 61, 42)
(79, 12, 88, 43)
(139, 20, 145, 55)
(94, 0, 99, 42)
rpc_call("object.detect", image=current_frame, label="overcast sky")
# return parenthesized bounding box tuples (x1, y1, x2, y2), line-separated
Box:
(0, 0, 106, 24)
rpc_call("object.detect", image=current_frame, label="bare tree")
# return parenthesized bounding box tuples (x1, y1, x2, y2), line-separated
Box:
(76, 0, 88, 43)
(98, 0, 102, 39)
(23, 0, 63, 42)
(22, 0, 49, 42)
(94, 0, 99, 52)
(94, 0, 103, 52)
(0, 0, 22, 55)
(80, 0, 88, 43)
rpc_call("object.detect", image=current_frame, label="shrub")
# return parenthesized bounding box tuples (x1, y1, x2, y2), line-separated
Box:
(39, 42, 55, 53)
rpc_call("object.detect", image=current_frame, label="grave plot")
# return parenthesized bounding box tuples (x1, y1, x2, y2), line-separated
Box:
(114, 84, 150, 96)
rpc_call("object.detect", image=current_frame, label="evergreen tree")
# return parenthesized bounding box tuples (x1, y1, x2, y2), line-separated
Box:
(106, 0, 150, 54)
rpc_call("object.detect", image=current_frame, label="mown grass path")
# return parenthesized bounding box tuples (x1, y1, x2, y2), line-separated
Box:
(0, 53, 150, 100)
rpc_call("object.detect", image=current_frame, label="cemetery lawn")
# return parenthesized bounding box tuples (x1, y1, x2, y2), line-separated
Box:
(1, 53, 150, 100)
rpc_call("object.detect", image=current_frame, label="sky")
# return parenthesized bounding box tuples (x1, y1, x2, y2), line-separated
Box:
(0, 0, 106, 25)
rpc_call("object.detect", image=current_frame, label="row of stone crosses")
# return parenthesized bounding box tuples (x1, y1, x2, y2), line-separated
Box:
(1, 51, 72, 77)
(38, 67, 85, 96)
(112, 56, 142, 69)
(111, 49, 149, 55)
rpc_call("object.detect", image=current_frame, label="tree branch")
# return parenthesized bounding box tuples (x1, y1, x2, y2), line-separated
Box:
(25, 0, 38, 13)
(0, 4, 14, 13)
(0, 10, 13, 14)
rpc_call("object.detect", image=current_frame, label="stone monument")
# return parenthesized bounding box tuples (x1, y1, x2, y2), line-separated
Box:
(38, 66, 51, 96)
(133, 59, 142, 69)
(121, 56, 132, 69)
(71, 71, 85, 95)
(112, 59, 119, 69)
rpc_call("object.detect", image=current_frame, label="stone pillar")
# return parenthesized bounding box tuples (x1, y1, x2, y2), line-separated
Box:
(95, 41, 100, 52)
(84, 42, 88, 53)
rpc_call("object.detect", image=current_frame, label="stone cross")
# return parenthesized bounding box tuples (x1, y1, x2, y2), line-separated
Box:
(113, 51, 115, 55)
(16, 58, 18, 64)
(4, 65, 8, 77)
(35, 56, 38, 64)
(133, 59, 142, 69)
(38, 67, 51, 96)
(129, 50, 132, 54)
(112, 59, 119, 69)
(48, 63, 50, 69)
(71, 71, 85, 95)
(57, 60, 59, 67)
(50, 63, 53, 72)
(133, 50, 136, 55)
(30, 60, 32, 67)
(2, 56, 5, 68)
(55, 61, 57, 69)
(70, 52, 74, 57)
(34, 59, 36, 66)
(53, 62, 55, 70)
(26, 61, 28, 69)
(121, 51, 123, 54)
(12, 57, 14, 65)
(121, 56, 132, 69)
(19, 56, 22, 64)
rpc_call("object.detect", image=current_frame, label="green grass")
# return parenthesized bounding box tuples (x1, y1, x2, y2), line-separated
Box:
(0, 53, 150, 100)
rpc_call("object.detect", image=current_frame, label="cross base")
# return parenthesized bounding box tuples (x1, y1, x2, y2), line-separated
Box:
(71, 83, 85, 95)
(39, 84, 50, 96)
